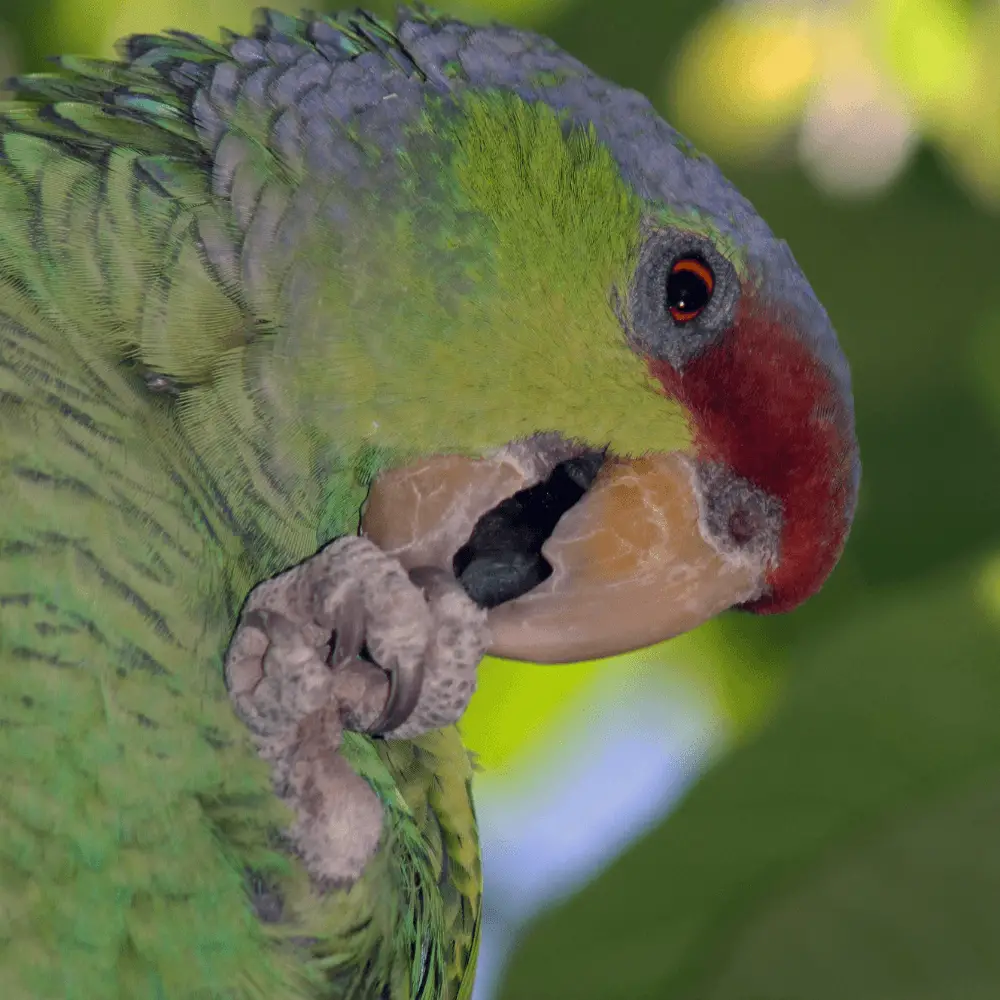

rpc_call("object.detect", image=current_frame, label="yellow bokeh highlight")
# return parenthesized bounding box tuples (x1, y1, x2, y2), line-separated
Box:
(874, 0, 977, 123)
(673, 0, 1000, 207)
(874, 0, 1000, 207)
(669, 8, 818, 158)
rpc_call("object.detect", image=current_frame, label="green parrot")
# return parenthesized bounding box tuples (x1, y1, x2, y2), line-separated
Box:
(0, 5, 860, 999)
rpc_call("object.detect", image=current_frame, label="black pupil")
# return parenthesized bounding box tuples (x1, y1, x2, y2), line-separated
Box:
(666, 262, 711, 317)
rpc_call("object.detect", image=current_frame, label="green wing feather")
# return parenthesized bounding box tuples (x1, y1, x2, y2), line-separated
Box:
(0, 8, 481, 998)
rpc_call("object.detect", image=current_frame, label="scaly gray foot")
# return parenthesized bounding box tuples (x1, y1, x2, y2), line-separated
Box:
(224, 536, 490, 885)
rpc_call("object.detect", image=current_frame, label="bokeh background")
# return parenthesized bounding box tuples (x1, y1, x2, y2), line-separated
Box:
(4, 0, 1000, 996)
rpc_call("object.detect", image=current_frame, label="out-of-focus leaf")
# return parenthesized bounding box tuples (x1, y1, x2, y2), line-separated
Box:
(462, 654, 604, 772)
(498, 567, 1000, 1000)
(432, 0, 571, 26)
(53, 0, 284, 59)
(980, 553, 1000, 627)
(463, 618, 787, 775)
(967, 305, 1000, 437)
(541, 0, 717, 115)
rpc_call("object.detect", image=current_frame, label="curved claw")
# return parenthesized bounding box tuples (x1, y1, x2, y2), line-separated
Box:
(364, 653, 424, 736)
(381, 566, 489, 740)
(364, 566, 446, 736)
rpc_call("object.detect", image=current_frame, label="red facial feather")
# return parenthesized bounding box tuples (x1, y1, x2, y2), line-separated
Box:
(650, 294, 855, 613)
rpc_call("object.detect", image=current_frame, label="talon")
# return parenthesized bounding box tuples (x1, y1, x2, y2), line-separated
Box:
(376, 565, 490, 741)
(363, 563, 454, 736)
(365, 653, 425, 736)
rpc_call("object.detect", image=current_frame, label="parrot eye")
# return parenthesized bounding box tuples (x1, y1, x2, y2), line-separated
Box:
(666, 257, 715, 323)
(628, 225, 740, 370)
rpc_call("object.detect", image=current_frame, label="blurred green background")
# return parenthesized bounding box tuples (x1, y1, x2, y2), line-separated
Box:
(3, 0, 1000, 996)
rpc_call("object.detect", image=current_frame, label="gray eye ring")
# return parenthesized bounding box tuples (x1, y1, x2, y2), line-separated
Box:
(627, 226, 741, 370)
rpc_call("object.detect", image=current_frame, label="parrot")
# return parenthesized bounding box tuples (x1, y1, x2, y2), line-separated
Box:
(0, 5, 860, 1000)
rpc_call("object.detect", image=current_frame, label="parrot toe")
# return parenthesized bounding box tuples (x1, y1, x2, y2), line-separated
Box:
(223, 536, 490, 880)
(225, 536, 427, 741)
(285, 700, 386, 888)
(374, 564, 490, 740)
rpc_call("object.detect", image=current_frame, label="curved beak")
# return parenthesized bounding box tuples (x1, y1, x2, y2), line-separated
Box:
(361, 449, 774, 664)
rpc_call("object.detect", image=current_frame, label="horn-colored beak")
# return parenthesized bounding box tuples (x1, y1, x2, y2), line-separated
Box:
(361, 450, 771, 663)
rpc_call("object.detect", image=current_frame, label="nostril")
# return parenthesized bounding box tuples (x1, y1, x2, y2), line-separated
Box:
(695, 461, 782, 565)
(728, 506, 764, 545)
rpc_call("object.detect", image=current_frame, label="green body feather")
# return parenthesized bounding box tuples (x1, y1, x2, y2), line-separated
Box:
(0, 11, 490, 999)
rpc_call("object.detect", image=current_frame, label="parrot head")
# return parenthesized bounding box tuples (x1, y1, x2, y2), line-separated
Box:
(270, 17, 860, 663)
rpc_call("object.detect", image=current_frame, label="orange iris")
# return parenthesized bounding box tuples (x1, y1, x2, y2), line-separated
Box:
(668, 257, 715, 322)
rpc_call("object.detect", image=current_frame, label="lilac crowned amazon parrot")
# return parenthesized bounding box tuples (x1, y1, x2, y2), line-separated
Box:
(0, 6, 859, 999)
